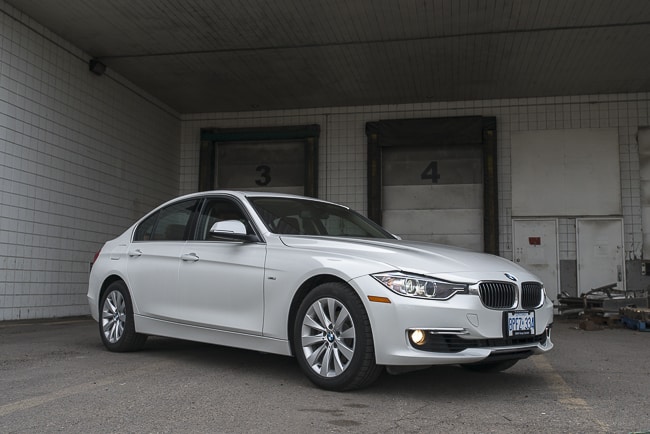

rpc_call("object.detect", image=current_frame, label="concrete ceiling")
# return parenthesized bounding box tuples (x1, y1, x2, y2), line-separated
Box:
(7, 0, 650, 113)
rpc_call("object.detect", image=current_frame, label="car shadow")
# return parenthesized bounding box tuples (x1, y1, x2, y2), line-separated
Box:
(130, 336, 547, 397)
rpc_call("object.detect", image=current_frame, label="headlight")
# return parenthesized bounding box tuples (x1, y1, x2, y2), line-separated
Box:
(372, 272, 469, 300)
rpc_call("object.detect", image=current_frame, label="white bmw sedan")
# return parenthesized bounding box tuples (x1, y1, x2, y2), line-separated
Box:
(88, 191, 553, 390)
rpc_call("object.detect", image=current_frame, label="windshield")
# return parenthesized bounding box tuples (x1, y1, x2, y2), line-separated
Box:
(248, 197, 395, 239)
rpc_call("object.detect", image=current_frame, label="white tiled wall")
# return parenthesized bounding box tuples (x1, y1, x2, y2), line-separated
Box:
(0, 2, 182, 320)
(181, 94, 649, 264)
(3, 0, 650, 320)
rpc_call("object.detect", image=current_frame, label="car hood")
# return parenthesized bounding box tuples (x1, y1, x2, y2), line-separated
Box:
(279, 236, 537, 282)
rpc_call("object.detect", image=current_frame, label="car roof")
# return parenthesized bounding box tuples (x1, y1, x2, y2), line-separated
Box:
(167, 190, 347, 208)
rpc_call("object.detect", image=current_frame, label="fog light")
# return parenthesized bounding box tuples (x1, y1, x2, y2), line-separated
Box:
(410, 329, 426, 346)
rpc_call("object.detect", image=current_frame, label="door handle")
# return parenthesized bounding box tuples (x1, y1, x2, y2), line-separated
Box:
(181, 253, 199, 262)
(128, 249, 142, 257)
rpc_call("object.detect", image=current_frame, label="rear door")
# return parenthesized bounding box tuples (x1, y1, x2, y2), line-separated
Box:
(127, 199, 200, 320)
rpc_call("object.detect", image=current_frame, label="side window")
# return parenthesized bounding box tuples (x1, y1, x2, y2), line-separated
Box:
(197, 198, 252, 241)
(134, 212, 158, 241)
(323, 214, 369, 237)
(133, 199, 199, 242)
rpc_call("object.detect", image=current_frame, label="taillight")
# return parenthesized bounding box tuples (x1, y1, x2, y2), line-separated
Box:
(90, 248, 102, 269)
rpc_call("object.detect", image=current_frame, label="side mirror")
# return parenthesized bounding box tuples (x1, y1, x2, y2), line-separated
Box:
(209, 220, 259, 242)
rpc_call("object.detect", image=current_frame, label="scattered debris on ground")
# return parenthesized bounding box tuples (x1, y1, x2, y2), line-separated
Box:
(619, 306, 650, 332)
(557, 283, 649, 331)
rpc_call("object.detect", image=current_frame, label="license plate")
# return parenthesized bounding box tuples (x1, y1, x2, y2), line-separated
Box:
(504, 311, 535, 337)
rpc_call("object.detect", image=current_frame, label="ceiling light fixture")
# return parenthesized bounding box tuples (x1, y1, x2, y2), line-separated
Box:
(89, 59, 106, 76)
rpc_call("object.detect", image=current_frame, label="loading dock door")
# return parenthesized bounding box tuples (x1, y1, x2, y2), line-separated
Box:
(366, 116, 498, 254)
(577, 218, 625, 294)
(513, 219, 560, 303)
(217, 141, 305, 195)
(199, 125, 320, 197)
(382, 144, 484, 251)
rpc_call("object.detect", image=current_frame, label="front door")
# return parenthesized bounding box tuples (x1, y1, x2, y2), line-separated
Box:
(176, 197, 266, 334)
(512, 219, 560, 304)
(577, 218, 625, 294)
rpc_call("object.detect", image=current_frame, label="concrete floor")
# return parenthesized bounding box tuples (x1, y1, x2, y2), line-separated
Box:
(0, 316, 648, 433)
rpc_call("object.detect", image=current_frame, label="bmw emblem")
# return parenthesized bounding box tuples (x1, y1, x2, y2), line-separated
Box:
(505, 273, 517, 282)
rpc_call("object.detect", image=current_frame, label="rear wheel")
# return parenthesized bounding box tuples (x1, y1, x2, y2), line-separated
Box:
(293, 282, 382, 391)
(461, 359, 518, 373)
(99, 280, 147, 352)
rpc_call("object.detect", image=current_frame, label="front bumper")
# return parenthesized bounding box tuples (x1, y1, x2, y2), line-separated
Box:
(350, 275, 554, 366)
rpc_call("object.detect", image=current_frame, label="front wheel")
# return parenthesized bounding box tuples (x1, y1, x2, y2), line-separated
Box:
(99, 280, 147, 352)
(293, 282, 382, 391)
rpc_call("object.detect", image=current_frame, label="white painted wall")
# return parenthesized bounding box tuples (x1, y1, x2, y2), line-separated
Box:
(512, 128, 620, 216)
(0, 2, 182, 320)
(639, 127, 650, 258)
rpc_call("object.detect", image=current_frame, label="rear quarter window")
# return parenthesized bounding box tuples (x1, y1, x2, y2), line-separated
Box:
(133, 199, 200, 241)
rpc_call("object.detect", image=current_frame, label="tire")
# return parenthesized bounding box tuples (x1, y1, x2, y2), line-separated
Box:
(461, 359, 518, 373)
(99, 280, 147, 352)
(293, 282, 382, 391)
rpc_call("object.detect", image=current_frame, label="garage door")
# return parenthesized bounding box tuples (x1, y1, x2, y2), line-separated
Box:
(217, 141, 305, 195)
(199, 125, 320, 196)
(366, 116, 498, 254)
(382, 144, 484, 250)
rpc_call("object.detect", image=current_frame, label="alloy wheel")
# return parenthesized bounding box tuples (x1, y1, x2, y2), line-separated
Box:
(300, 297, 356, 377)
(101, 289, 126, 344)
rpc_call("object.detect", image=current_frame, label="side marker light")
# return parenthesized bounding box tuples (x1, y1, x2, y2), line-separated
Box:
(367, 295, 391, 304)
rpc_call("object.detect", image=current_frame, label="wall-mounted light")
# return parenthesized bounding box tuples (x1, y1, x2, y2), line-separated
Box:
(89, 59, 106, 76)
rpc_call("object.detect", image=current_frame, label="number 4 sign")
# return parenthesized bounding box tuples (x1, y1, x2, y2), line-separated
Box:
(421, 161, 440, 184)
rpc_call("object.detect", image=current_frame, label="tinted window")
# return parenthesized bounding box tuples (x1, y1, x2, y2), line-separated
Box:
(249, 197, 394, 238)
(133, 212, 157, 241)
(134, 199, 199, 241)
(197, 198, 254, 240)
